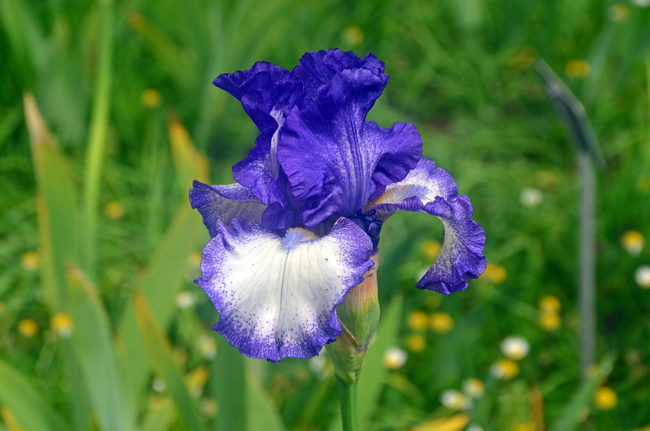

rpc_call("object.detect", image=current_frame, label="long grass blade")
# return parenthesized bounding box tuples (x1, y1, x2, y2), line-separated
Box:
(246, 370, 286, 431)
(81, 0, 114, 280)
(67, 265, 132, 431)
(0, 358, 69, 431)
(211, 337, 247, 431)
(133, 292, 207, 431)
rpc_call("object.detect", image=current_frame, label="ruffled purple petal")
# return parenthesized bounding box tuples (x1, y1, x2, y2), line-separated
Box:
(278, 68, 422, 227)
(189, 181, 266, 237)
(195, 217, 373, 362)
(417, 196, 486, 294)
(293, 49, 386, 106)
(213, 62, 302, 132)
(365, 157, 486, 294)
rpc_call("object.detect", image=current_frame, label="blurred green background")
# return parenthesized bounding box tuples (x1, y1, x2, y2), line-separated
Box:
(1, 0, 650, 430)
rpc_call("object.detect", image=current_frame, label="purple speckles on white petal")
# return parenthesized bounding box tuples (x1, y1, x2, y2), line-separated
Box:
(195, 217, 373, 362)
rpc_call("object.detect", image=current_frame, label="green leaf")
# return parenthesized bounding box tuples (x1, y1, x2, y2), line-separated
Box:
(67, 266, 132, 431)
(141, 397, 178, 431)
(551, 355, 616, 431)
(0, 358, 69, 431)
(133, 292, 207, 431)
(118, 118, 207, 399)
(211, 337, 246, 431)
(24, 93, 78, 312)
(245, 364, 286, 431)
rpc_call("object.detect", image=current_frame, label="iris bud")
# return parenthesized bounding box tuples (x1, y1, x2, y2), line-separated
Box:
(326, 255, 380, 384)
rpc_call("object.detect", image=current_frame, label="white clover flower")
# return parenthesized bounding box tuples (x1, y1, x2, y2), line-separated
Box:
(200, 335, 216, 359)
(467, 425, 485, 431)
(462, 378, 485, 398)
(152, 377, 166, 393)
(520, 188, 543, 208)
(175, 291, 195, 309)
(635, 266, 650, 288)
(440, 389, 472, 410)
(633, 0, 650, 7)
(501, 336, 530, 360)
(383, 347, 407, 369)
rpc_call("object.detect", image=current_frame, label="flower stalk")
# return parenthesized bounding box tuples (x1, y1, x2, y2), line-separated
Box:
(337, 376, 358, 431)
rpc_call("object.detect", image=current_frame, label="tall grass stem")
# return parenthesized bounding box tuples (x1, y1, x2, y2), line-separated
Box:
(82, 0, 113, 280)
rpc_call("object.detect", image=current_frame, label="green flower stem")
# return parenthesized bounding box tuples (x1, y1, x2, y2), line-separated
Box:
(337, 376, 358, 431)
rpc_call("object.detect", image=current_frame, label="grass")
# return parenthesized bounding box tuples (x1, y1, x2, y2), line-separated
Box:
(1, 0, 650, 430)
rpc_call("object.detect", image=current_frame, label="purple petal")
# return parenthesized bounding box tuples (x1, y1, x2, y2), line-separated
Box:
(417, 196, 486, 294)
(278, 69, 422, 227)
(189, 181, 266, 237)
(365, 157, 486, 294)
(195, 217, 373, 362)
(213, 62, 302, 132)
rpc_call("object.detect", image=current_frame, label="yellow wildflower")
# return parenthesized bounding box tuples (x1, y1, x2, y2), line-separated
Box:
(342, 25, 364, 46)
(539, 312, 561, 331)
(422, 240, 442, 259)
(480, 262, 507, 284)
(408, 310, 430, 331)
(105, 201, 125, 220)
(406, 334, 427, 353)
(462, 378, 485, 398)
(189, 251, 202, 268)
(51, 312, 73, 338)
(18, 318, 38, 338)
(430, 312, 454, 333)
(594, 386, 617, 410)
(491, 358, 519, 380)
(539, 295, 561, 313)
(566, 60, 590, 78)
(21, 252, 40, 271)
(142, 89, 162, 108)
(621, 230, 645, 256)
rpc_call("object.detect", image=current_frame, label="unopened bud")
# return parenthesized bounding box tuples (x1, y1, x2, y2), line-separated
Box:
(326, 255, 380, 384)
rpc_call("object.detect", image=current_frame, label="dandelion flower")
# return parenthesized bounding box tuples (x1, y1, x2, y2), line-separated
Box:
(406, 334, 427, 352)
(383, 347, 407, 369)
(621, 230, 645, 256)
(142, 89, 162, 108)
(501, 336, 530, 360)
(422, 240, 442, 259)
(342, 26, 364, 46)
(408, 310, 429, 331)
(105, 201, 125, 220)
(480, 262, 507, 284)
(491, 358, 520, 379)
(566, 60, 590, 78)
(51, 313, 73, 338)
(539, 295, 561, 313)
(430, 312, 454, 333)
(539, 312, 561, 331)
(18, 318, 38, 338)
(21, 252, 40, 271)
(594, 386, 617, 410)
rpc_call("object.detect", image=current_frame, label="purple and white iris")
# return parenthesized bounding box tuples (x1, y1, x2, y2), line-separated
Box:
(191, 49, 486, 362)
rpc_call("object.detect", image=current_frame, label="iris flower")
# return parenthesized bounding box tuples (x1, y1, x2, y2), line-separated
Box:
(191, 49, 486, 362)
